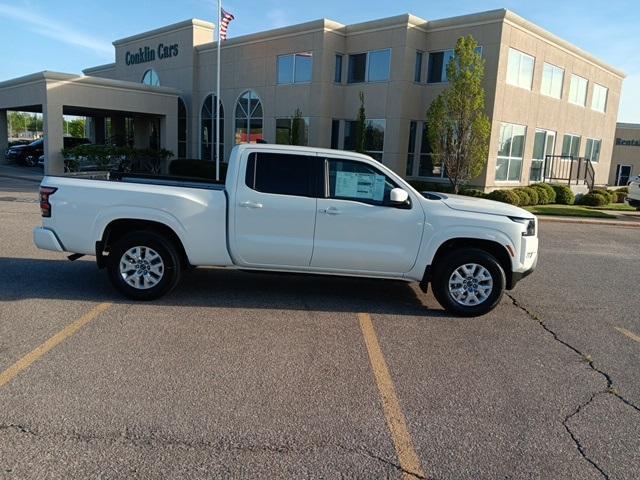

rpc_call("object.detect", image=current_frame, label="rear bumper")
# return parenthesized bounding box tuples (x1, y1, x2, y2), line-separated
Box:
(33, 227, 64, 252)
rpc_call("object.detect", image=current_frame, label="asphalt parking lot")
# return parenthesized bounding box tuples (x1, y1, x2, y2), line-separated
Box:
(0, 175, 639, 479)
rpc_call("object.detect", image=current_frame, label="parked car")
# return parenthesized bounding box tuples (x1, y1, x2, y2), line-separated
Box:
(626, 176, 640, 210)
(33, 144, 538, 317)
(5, 137, 90, 166)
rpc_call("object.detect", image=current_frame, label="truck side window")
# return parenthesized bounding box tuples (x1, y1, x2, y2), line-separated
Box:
(245, 152, 315, 197)
(326, 159, 398, 206)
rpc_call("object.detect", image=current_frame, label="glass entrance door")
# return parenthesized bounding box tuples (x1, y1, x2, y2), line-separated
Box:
(530, 129, 556, 182)
(615, 164, 632, 186)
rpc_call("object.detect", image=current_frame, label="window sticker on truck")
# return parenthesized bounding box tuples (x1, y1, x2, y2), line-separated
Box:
(336, 171, 386, 201)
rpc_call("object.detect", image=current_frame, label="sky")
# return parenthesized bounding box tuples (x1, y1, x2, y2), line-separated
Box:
(0, 0, 638, 122)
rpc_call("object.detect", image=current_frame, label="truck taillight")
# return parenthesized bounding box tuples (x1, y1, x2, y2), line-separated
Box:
(39, 186, 57, 217)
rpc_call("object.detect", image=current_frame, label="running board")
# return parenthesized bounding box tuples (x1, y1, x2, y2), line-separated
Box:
(67, 253, 85, 261)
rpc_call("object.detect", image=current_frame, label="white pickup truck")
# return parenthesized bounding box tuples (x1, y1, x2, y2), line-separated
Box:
(34, 144, 538, 317)
(626, 175, 640, 210)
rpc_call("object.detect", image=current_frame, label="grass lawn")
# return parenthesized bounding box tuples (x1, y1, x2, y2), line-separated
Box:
(587, 203, 636, 212)
(525, 205, 616, 219)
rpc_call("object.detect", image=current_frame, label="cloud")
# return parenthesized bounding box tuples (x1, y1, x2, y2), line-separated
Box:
(0, 3, 112, 57)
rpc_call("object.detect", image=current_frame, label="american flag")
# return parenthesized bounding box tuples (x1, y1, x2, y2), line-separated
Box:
(220, 8, 235, 40)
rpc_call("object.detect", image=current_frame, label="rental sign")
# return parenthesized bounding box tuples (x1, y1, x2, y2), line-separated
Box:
(125, 43, 179, 66)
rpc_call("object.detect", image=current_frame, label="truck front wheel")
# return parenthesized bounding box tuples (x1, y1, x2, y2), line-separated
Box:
(431, 248, 506, 317)
(107, 231, 182, 300)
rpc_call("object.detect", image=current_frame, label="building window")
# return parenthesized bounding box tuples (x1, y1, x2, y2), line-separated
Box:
(178, 98, 187, 158)
(414, 51, 423, 82)
(427, 50, 454, 84)
(141, 69, 160, 87)
(331, 119, 340, 149)
(506, 48, 534, 90)
(201, 94, 224, 161)
(343, 119, 386, 161)
(277, 52, 313, 84)
(496, 122, 526, 181)
(530, 129, 556, 182)
(614, 164, 632, 186)
(568, 74, 588, 106)
(584, 138, 601, 163)
(347, 49, 391, 83)
(334, 54, 343, 83)
(235, 90, 263, 144)
(540, 63, 564, 99)
(561, 134, 581, 158)
(275, 116, 309, 145)
(406, 121, 417, 176)
(418, 123, 444, 178)
(591, 84, 608, 113)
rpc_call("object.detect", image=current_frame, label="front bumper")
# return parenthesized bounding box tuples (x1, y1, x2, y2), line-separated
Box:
(508, 254, 538, 290)
(626, 197, 640, 208)
(33, 227, 65, 252)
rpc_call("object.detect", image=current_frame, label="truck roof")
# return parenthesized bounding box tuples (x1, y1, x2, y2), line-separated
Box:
(233, 143, 375, 162)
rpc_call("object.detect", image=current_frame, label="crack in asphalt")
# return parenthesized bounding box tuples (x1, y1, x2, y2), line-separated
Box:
(0, 422, 416, 477)
(507, 293, 640, 480)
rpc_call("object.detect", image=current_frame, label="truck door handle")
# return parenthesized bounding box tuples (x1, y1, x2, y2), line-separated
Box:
(240, 201, 263, 209)
(323, 207, 340, 215)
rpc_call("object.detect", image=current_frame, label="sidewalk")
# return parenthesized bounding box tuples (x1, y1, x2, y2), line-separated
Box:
(0, 164, 43, 183)
(538, 214, 640, 228)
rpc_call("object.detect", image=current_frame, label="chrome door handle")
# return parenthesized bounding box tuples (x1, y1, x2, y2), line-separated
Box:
(240, 201, 263, 209)
(325, 207, 340, 215)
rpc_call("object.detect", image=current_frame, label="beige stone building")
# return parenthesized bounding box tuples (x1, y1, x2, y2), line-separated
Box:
(609, 123, 640, 186)
(0, 9, 625, 189)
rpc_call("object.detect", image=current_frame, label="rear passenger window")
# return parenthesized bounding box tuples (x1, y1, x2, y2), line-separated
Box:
(245, 152, 315, 197)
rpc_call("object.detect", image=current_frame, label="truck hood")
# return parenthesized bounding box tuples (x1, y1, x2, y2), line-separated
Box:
(425, 193, 533, 218)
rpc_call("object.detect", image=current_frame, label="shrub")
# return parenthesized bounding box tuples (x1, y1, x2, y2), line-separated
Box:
(615, 186, 629, 194)
(522, 187, 540, 205)
(408, 181, 453, 193)
(486, 189, 519, 205)
(512, 188, 531, 207)
(591, 189, 613, 204)
(612, 191, 627, 203)
(550, 184, 575, 205)
(460, 188, 486, 198)
(531, 183, 556, 203)
(577, 192, 607, 207)
(530, 184, 550, 204)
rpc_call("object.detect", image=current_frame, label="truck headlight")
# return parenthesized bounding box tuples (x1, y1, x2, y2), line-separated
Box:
(509, 217, 536, 236)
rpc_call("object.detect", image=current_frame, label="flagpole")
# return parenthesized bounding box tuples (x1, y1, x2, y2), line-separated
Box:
(215, 0, 222, 181)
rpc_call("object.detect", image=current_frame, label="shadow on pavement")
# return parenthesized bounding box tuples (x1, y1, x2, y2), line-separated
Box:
(0, 257, 445, 317)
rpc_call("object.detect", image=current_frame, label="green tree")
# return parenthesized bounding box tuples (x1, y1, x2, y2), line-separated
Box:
(426, 35, 491, 193)
(290, 108, 304, 146)
(355, 91, 366, 154)
(65, 118, 86, 138)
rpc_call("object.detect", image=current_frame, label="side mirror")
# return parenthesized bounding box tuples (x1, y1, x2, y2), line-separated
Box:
(390, 188, 410, 206)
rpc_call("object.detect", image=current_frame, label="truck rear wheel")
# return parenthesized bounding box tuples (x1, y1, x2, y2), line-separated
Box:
(107, 231, 181, 300)
(431, 248, 506, 317)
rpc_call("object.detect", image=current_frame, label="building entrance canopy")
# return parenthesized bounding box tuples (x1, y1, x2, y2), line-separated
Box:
(0, 71, 180, 174)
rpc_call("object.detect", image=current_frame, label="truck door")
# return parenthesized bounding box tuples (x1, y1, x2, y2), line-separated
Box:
(311, 156, 424, 274)
(232, 151, 319, 267)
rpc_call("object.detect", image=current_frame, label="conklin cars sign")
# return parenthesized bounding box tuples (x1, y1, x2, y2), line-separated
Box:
(125, 43, 179, 66)
(616, 138, 640, 147)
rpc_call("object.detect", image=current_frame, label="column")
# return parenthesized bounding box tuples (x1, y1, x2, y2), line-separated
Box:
(0, 110, 8, 165)
(133, 117, 151, 149)
(92, 116, 106, 145)
(160, 114, 178, 174)
(111, 115, 126, 145)
(43, 103, 64, 175)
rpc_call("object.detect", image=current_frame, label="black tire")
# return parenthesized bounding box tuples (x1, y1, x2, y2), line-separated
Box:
(24, 155, 38, 167)
(431, 248, 506, 317)
(107, 231, 181, 300)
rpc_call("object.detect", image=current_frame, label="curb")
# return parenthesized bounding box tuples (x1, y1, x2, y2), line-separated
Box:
(0, 173, 42, 183)
(538, 216, 640, 228)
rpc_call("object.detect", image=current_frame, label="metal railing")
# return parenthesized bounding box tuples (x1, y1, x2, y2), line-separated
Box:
(542, 155, 595, 191)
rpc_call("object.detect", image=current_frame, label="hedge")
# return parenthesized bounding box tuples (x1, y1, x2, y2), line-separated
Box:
(486, 189, 519, 205)
(591, 189, 614, 204)
(530, 184, 550, 204)
(512, 189, 530, 207)
(531, 183, 555, 204)
(577, 192, 608, 207)
(522, 187, 540, 206)
(550, 184, 575, 205)
(612, 191, 627, 203)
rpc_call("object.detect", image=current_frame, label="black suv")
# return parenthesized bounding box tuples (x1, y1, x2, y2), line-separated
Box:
(5, 137, 91, 166)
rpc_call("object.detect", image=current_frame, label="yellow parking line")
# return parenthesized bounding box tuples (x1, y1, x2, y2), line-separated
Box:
(358, 313, 426, 479)
(615, 327, 640, 344)
(0, 302, 112, 388)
